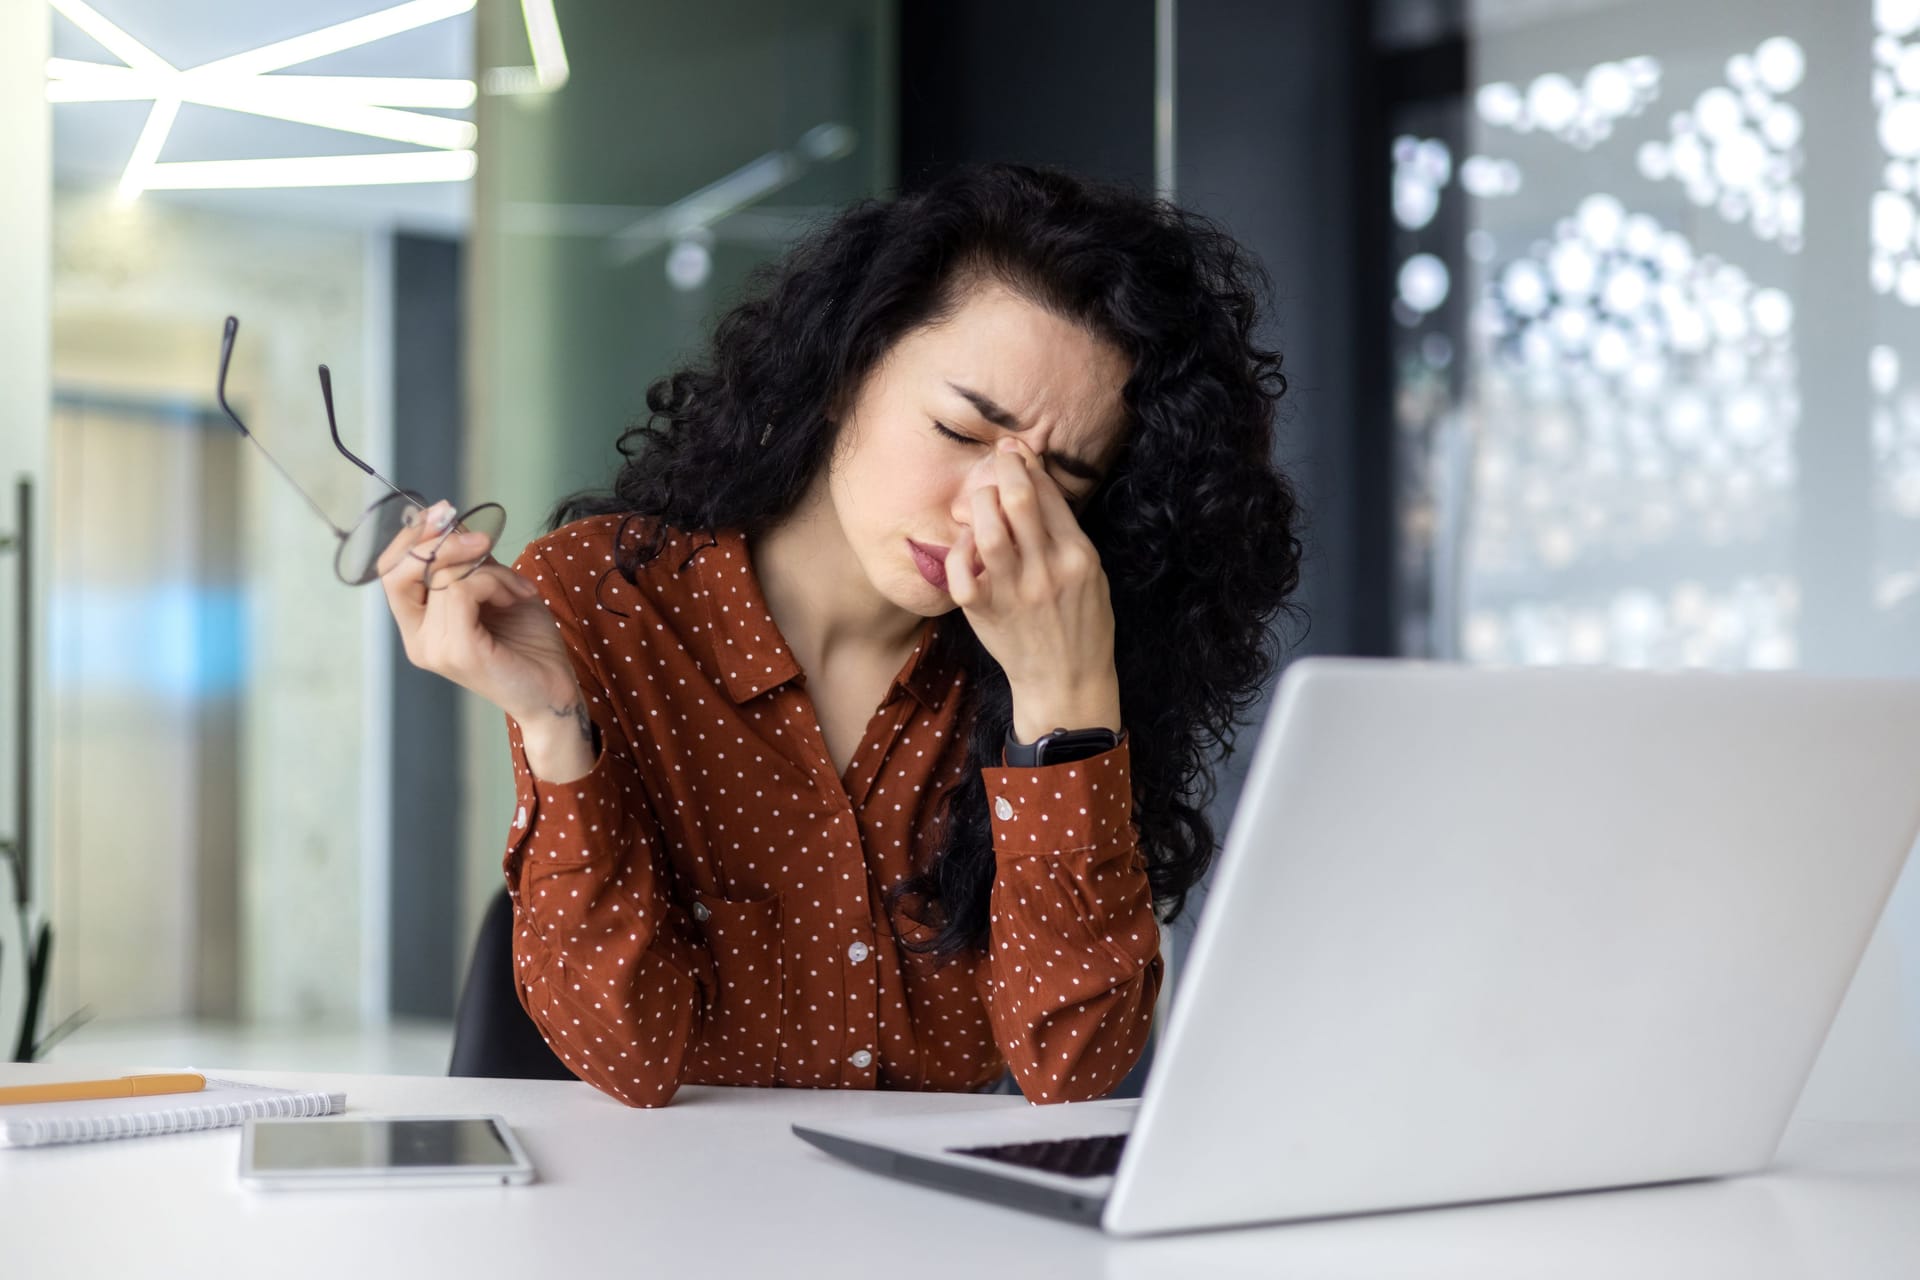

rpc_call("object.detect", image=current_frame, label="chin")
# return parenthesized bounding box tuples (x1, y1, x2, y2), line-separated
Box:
(893, 573, 958, 616)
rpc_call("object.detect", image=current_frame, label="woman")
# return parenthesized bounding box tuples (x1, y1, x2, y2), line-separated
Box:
(382, 163, 1303, 1108)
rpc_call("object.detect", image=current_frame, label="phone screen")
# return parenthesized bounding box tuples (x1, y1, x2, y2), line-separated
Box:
(248, 1118, 516, 1172)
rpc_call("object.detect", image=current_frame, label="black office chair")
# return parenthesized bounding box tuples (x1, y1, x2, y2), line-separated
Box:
(448, 887, 578, 1080)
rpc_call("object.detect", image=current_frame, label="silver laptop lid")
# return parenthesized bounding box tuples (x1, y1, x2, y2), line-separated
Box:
(1107, 658, 1920, 1235)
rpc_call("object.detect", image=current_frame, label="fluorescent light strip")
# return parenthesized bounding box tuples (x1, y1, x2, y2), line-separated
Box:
(523, 0, 569, 89)
(53, 64, 472, 147)
(46, 63, 152, 102)
(49, 0, 484, 197)
(242, 74, 477, 109)
(610, 152, 800, 263)
(48, 0, 172, 73)
(483, 0, 569, 94)
(49, 60, 477, 109)
(243, 74, 476, 108)
(189, 0, 477, 80)
(621, 153, 795, 244)
(118, 96, 180, 201)
(141, 150, 477, 190)
(183, 82, 474, 149)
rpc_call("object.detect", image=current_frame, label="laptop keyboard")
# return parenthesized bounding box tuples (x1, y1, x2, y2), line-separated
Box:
(949, 1132, 1129, 1179)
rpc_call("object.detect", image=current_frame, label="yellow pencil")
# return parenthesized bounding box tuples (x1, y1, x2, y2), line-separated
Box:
(0, 1072, 206, 1106)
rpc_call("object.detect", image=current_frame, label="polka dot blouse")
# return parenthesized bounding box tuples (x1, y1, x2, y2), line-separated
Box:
(501, 516, 1163, 1108)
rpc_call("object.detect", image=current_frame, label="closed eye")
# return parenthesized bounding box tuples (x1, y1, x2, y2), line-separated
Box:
(933, 420, 1093, 509)
(931, 420, 978, 446)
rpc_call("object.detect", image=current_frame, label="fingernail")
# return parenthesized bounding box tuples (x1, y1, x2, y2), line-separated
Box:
(999, 438, 1020, 454)
(430, 502, 455, 531)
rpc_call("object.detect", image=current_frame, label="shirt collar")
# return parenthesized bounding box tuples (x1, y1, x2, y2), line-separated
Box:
(694, 527, 956, 712)
(888, 612, 956, 714)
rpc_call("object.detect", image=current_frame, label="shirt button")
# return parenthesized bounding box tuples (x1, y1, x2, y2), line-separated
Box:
(849, 1049, 873, 1069)
(691, 901, 711, 923)
(848, 941, 870, 963)
(994, 796, 1013, 820)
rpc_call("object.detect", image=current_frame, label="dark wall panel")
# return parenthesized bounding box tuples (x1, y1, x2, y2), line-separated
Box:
(1168, 0, 1390, 982)
(899, 0, 1157, 190)
(390, 232, 464, 1020)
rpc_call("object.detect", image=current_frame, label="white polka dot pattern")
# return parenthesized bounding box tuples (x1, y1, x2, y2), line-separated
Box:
(498, 516, 1163, 1108)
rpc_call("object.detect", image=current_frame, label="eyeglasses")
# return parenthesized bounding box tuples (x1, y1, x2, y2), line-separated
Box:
(215, 315, 505, 588)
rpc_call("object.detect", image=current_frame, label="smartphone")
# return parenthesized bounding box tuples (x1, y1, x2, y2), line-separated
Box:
(238, 1114, 537, 1190)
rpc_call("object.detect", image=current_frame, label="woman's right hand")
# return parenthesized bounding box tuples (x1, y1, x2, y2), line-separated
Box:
(376, 500, 589, 757)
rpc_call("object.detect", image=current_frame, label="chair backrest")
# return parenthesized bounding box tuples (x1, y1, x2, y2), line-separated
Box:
(447, 887, 578, 1080)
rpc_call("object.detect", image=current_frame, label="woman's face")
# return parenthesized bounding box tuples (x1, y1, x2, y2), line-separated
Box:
(827, 278, 1132, 617)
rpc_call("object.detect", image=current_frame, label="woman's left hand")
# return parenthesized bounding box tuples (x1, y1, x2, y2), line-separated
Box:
(946, 436, 1123, 741)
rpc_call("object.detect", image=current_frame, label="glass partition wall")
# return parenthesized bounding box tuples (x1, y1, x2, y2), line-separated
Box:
(462, 0, 895, 946)
(31, 0, 893, 1070)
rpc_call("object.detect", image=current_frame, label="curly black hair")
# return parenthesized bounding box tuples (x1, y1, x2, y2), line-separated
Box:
(551, 161, 1305, 958)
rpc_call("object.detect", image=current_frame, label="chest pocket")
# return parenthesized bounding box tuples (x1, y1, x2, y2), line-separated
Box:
(682, 890, 785, 1086)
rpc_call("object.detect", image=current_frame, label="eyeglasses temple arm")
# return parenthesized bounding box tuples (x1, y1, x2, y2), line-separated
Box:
(320, 364, 423, 512)
(217, 317, 352, 538)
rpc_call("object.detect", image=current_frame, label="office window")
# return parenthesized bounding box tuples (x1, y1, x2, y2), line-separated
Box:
(1391, 1, 1916, 677)
(1382, 0, 1920, 1124)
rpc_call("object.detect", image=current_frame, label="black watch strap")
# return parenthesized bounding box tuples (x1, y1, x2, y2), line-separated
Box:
(1003, 725, 1121, 768)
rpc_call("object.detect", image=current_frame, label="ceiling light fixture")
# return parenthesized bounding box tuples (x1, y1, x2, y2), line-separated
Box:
(184, 0, 475, 80)
(49, 58, 476, 149)
(608, 124, 858, 277)
(140, 150, 480, 191)
(42, 0, 558, 197)
(482, 0, 569, 95)
(47, 61, 479, 110)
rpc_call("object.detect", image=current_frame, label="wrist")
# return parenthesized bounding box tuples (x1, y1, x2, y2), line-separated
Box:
(516, 700, 600, 783)
(1010, 678, 1122, 744)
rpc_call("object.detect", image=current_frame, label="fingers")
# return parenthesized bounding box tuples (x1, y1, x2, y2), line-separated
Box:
(946, 527, 982, 607)
(421, 528, 498, 591)
(1003, 437, 1083, 543)
(377, 498, 457, 624)
(972, 438, 1074, 597)
(992, 439, 1052, 554)
(405, 559, 541, 687)
(422, 562, 537, 668)
(970, 483, 1020, 589)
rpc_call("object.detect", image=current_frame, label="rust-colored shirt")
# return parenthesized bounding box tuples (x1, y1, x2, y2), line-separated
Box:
(501, 515, 1162, 1107)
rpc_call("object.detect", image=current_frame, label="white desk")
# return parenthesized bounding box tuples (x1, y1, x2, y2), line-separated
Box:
(4, 1064, 1918, 1279)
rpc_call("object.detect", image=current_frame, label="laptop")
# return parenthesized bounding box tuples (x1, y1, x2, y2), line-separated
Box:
(793, 657, 1920, 1235)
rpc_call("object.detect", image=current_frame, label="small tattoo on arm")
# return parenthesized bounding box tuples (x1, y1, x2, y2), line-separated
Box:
(550, 700, 592, 745)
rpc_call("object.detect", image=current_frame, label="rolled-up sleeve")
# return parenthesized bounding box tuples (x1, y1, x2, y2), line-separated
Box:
(974, 734, 1163, 1103)
(500, 545, 713, 1108)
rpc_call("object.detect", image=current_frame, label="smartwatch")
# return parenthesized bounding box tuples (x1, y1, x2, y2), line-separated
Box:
(1003, 725, 1122, 768)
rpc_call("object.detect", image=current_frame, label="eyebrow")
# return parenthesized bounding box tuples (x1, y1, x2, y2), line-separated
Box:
(946, 381, 1103, 484)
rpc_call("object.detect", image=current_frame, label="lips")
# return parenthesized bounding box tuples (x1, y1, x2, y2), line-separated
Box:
(908, 539, 949, 591)
(908, 538, 988, 592)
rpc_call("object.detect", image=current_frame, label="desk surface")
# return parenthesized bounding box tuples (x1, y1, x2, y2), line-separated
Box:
(3, 1064, 1918, 1279)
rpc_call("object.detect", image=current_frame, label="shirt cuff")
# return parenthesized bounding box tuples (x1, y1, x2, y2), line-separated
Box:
(504, 713, 622, 870)
(978, 732, 1134, 857)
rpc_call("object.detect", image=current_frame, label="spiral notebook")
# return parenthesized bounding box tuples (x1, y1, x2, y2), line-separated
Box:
(0, 1075, 346, 1149)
